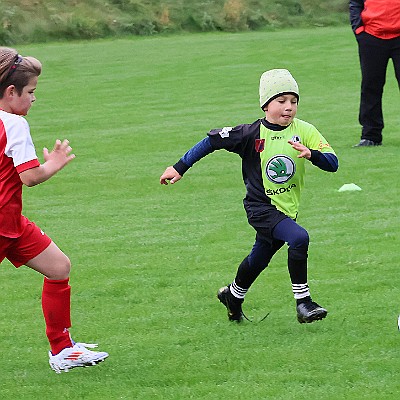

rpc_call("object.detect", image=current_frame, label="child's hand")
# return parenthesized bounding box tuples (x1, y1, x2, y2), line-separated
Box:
(288, 140, 311, 159)
(43, 139, 75, 167)
(160, 166, 182, 185)
(19, 139, 75, 186)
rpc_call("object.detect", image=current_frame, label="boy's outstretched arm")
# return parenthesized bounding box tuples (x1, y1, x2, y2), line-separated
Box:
(160, 136, 214, 185)
(19, 139, 75, 187)
(160, 166, 182, 185)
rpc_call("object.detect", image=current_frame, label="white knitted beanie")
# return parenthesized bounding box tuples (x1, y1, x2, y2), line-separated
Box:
(259, 69, 299, 109)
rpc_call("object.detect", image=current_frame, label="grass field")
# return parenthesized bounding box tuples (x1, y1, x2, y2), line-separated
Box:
(0, 26, 399, 399)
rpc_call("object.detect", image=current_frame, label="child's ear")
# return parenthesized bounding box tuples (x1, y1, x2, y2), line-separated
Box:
(5, 85, 16, 97)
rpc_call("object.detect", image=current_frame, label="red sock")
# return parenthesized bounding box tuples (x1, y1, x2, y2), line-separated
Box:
(42, 277, 73, 355)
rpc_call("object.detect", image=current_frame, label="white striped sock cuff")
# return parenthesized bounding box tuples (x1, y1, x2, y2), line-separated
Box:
(230, 281, 248, 299)
(292, 283, 310, 300)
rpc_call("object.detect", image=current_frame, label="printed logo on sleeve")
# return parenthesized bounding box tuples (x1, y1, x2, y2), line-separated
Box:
(219, 127, 232, 138)
(318, 141, 331, 151)
(266, 155, 295, 184)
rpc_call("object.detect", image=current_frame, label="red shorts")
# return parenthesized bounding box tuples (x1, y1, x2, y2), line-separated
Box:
(0, 217, 52, 268)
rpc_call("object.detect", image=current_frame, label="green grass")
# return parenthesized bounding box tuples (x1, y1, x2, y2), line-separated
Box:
(1, 26, 399, 399)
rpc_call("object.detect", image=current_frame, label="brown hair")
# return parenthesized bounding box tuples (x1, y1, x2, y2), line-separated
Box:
(0, 47, 42, 98)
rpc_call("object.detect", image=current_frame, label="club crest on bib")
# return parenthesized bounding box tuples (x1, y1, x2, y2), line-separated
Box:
(291, 135, 301, 143)
(266, 155, 295, 184)
(255, 138, 265, 152)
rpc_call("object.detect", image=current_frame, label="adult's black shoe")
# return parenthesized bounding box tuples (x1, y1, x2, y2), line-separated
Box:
(353, 139, 382, 147)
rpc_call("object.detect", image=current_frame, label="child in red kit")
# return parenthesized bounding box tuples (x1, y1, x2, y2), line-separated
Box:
(0, 47, 108, 373)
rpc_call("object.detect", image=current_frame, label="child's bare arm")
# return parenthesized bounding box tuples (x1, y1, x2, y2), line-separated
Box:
(19, 139, 75, 187)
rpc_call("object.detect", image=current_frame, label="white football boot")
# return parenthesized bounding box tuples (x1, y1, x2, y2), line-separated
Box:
(49, 342, 109, 373)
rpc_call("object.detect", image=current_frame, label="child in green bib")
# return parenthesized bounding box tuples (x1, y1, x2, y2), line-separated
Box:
(160, 69, 338, 324)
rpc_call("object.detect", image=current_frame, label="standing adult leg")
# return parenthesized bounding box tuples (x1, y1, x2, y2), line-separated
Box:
(390, 36, 400, 89)
(357, 33, 390, 144)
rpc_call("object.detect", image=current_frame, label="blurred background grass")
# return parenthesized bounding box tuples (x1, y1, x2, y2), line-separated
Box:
(1, 0, 349, 44)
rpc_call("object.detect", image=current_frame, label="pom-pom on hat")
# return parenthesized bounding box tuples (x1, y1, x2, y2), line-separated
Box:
(259, 69, 299, 109)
